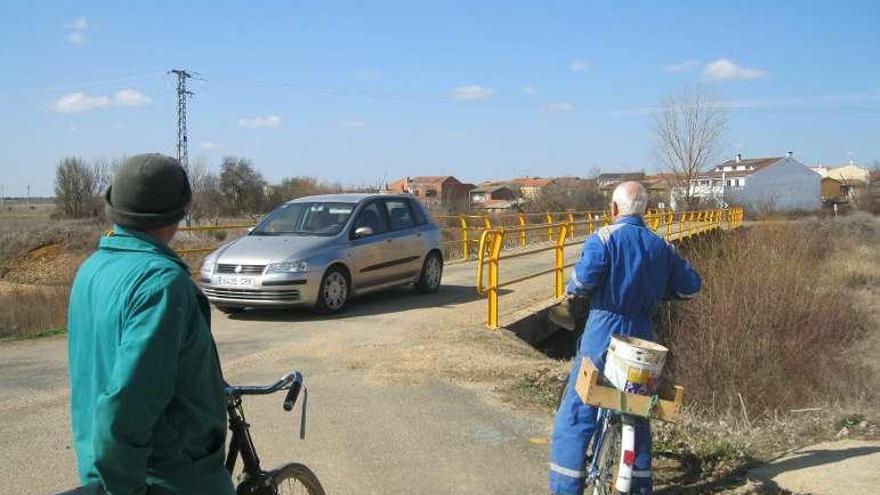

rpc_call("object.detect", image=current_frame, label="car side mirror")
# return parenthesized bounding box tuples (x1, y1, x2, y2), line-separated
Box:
(354, 226, 374, 238)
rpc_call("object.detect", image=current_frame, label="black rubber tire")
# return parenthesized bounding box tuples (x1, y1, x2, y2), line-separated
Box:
(216, 304, 245, 315)
(314, 266, 349, 315)
(269, 463, 325, 495)
(586, 414, 622, 495)
(415, 252, 443, 294)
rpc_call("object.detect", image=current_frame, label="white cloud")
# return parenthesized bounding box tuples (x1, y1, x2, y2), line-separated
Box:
(451, 85, 494, 101)
(540, 102, 575, 112)
(65, 17, 89, 45)
(663, 60, 701, 73)
(51, 88, 151, 113)
(338, 120, 366, 129)
(113, 89, 151, 106)
(238, 115, 282, 128)
(522, 85, 537, 95)
(570, 59, 591, 72)
(52, 92, 111, 113)
(199, 141, 224, 150)
(66, 17, 89, 30)
(66, 31, 87, 45)
(702, 58, 767, 81)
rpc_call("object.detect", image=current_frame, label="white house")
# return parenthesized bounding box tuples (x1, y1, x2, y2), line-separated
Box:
(683, 153, 821, 212)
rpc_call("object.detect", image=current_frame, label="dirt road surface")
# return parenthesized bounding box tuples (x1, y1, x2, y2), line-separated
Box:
(749, 440, 880, 495)
(0, 244, 581, 494)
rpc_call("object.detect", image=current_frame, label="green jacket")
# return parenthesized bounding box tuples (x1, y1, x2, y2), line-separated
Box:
(68, 226, 235, 495)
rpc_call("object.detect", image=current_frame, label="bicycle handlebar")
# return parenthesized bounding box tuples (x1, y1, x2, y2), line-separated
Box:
(225, 371, 308, 439)
(225, 371, 302, 397)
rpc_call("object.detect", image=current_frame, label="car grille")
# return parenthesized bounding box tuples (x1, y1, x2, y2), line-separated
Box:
(203, 287, 301, 302)
(216, 264, 266, 274)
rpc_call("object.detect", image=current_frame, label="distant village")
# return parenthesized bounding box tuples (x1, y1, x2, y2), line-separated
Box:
(387, 152, 877, 215)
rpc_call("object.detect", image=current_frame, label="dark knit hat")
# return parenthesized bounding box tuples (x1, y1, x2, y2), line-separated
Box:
(105, 153, 192, 230)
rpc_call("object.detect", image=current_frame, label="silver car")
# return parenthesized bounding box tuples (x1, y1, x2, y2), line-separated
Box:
(199, 193, 444, 314)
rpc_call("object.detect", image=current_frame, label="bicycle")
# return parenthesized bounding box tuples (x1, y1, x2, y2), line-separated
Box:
(53, 371, 324, 495)
(555, 349, 682, 495)
(226, 370, 326, 495)
(582, 406, 633, 495)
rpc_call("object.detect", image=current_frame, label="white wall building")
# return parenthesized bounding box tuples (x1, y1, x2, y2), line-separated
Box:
(682, 153, 821, 212)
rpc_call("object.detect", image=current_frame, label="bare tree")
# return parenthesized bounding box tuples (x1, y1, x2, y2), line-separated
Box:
(189, 158, 225, 223)
(653, 87, 727, 209)
(54, 157, 104, 218)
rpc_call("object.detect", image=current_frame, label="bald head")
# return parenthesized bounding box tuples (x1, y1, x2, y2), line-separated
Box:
(611, 181, 648, 218)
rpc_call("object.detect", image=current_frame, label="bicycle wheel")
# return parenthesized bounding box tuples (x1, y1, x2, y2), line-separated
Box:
(269, 463, 325, 495)
(586, 414, 622, 495)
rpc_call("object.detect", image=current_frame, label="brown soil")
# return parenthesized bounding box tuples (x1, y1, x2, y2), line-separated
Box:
(2, 241, 87, 286)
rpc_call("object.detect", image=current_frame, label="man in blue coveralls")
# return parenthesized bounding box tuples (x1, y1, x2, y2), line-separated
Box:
(549, 181, 702, 495)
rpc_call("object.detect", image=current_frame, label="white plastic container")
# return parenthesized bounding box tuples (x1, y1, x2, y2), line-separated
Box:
(603, 335, 668, 396)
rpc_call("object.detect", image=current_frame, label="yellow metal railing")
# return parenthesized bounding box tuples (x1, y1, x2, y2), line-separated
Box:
(476, 207, 744, 329)
(435, 210, 613, 261)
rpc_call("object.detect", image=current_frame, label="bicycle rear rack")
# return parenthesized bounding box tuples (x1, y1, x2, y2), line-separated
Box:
(575, 357, 685, 423)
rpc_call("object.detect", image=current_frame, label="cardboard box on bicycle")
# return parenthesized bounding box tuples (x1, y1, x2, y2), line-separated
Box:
(574, 357, 685, 423)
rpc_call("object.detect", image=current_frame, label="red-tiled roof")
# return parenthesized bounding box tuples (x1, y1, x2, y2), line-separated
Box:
(509, 177, 552, 187)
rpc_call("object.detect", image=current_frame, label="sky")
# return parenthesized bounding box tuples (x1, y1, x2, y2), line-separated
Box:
(1, 0, 879, 197)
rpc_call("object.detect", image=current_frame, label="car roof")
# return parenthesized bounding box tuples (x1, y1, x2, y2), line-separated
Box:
(286, 192, 412, 204)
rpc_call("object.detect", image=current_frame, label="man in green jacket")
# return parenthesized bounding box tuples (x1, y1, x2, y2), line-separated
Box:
(68, 153, 235, 495)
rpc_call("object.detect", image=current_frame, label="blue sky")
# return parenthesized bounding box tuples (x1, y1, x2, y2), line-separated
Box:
(1, 0, 878, 196)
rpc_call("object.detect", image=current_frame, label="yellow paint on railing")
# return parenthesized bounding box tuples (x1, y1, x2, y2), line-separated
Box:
(475, 207, 744, 329)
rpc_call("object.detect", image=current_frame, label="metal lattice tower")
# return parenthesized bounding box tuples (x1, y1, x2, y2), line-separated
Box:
(169, 69, 193, 174)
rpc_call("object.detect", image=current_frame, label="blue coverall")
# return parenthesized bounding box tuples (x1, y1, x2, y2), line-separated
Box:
(549, 215, 702, 495)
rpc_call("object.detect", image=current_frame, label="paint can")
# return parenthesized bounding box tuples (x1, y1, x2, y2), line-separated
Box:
(603, 335, 668, 395)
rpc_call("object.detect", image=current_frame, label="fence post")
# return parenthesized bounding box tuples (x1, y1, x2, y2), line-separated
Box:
(555, 224, 568, 299)
(567, 212, 575, 239)
(487, 231, 503, 329)
(546, 213, 554, 241)
(459, 215, 469, 260)
(518, 213, 527, 247)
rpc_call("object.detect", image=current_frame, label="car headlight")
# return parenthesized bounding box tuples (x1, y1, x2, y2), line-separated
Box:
(200, 256, 217, 276)
(265, 261, 308, 274)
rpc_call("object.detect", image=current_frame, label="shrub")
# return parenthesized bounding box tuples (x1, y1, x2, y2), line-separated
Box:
(656, 221, 873, 421)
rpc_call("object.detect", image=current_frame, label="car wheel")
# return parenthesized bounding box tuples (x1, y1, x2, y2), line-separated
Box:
(216, 304, 245, 315)
(415, 252, 443, 294)
(315, 266, 349, 314)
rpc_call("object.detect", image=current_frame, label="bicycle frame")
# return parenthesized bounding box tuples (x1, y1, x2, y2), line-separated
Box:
(586, 409, 640, 495)
(225, 395, 269, 484)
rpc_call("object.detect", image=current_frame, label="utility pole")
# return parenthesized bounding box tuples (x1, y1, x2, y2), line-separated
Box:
(169, 69, 194, 175)
(27, 184, 30, 206)
(170, 69, 194, 225)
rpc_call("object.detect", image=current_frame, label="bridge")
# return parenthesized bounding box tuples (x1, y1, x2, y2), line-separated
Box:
(0, 208, 742, 494)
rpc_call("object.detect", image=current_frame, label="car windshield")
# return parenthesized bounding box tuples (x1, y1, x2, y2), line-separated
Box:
(251, 202, 355, 236)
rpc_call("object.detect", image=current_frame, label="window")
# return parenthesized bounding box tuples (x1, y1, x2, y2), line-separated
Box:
(252, 202, 354, 236)
(352, 201, 389, 236)
(385, 199, 416, 230)
(409, 199, 427, 225)
(425, 189, 438, 198)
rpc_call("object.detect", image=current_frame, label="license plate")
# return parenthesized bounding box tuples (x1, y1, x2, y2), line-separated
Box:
(212, 275, 256, 287)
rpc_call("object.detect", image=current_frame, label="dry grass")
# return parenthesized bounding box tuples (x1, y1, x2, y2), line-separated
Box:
(657, 217, 878, 421)
(0, 206, 254, 337)
(0, 282, 68, 339)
